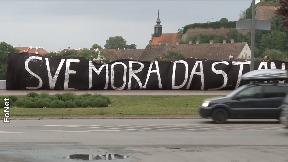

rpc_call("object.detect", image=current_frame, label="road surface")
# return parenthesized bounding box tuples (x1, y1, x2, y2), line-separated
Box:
(1, 119, 287, 162)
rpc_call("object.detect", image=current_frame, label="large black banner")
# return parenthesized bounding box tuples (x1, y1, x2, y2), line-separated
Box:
(6, 53, 288, 90)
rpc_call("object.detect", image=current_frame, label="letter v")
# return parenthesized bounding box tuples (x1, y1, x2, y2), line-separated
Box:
(45, 58, 65, 90)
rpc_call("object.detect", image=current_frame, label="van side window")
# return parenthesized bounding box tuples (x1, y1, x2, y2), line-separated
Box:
(236, 86, 262, 99)
(262, 86, 287, 98)
(284, 94, 288, 103)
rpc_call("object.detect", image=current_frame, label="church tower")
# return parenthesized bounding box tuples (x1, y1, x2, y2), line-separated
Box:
(153, 10, 162, 37)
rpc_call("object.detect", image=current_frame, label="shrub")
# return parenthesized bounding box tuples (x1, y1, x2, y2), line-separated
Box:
(90, 98, 109, 107)
(74, 99, 83, 107)
(38, 93, 50, 99)
(0, 96, 4, 106)
(15, 98, 27, 107)
(2, 93, 111, 108)
(65, 101, 76, 108)
(50, 100, 65, 108)
(94, 95, 111, 104)
(24, 99, 35, 108)
(57, 93, 76, 101)
(81, 94, 92, 98)
(82, 99, 91, 107)
(8, 95, 18, 102)
(35, 98, 51, 108)
(26, 92, 39, 98)
(47, 95, 58, 101)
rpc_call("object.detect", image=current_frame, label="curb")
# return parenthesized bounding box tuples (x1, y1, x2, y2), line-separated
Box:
(5, 115, 200, 120)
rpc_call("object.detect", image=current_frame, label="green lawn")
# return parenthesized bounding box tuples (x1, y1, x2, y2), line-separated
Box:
(0, 95, 219, 117)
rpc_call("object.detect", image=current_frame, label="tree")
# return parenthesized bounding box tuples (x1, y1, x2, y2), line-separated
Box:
(245, 4, 252, 19)
(227, 29, 250, 43)
(186, 34, 226, 44)
(262, 49, 287, 61)
(276, 0, 288, 27)
(78, 48, 98, 61)
(91, 44, 102, 50)
(0, 42, 19, 79)
(178, 27, 184, 34)
(60, 50, 79, 58)
(125, 44, 136, 49)
(260, 30, 287, 50)
(104, 36, 137, 49)
(219, 18, 229, 23)
(162, 51, 185, 61)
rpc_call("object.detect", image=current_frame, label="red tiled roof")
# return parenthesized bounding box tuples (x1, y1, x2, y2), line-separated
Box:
(139, 42, 248, 61)
(150, 33, 178, 45)
(16, 47, 48, 55)
(100, 49, 145, 61)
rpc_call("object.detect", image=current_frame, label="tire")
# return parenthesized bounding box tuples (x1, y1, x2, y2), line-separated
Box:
(211, 108, 228, 124)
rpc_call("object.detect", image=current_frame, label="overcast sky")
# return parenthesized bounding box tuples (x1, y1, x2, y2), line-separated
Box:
(0, 0, 252, 52)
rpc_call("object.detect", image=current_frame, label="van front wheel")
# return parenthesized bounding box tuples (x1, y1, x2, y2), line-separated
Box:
(211, 109, 228, 124)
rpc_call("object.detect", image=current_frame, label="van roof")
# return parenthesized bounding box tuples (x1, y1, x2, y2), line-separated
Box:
(241, 69, 288, 81)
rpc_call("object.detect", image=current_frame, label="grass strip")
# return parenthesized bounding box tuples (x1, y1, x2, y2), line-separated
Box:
(0, 95, 219, 117)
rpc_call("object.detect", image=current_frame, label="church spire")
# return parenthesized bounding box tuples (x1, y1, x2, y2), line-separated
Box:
(156, 10, 161, 23)
(154, 10, 162, 37)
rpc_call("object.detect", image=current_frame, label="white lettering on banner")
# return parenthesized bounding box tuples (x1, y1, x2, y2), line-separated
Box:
(20, 55, 287, 90)
(172, 60, 188, 89)
(45, 58, 65, 90)
(64, 59, 80, 90)
(128, 61, 144, 90)
(89, 62, 109, 89)
(233, 61, 250, 88)
(111, 62, 127, 90)
(210, 61, 229, 90)
(143, 61, 162, 89)
(25, 56, 43, 89)
(186, 61, 204, 90)
(258, 62, 268, 69)
(271, 62, 287, 70)
(270, 62, 276, 69)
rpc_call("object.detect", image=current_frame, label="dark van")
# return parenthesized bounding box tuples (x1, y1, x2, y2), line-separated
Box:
(199, 69, 288, 123)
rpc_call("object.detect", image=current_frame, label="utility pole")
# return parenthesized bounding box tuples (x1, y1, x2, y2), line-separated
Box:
(251, 0, 256, 71)
(236, 0, 271, 71)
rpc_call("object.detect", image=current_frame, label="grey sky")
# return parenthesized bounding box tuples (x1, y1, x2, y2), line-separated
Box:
(0, 0, 252, 52)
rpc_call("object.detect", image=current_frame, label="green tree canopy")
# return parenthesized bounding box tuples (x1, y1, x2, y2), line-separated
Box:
(104, 36, 136, 49)
(276, 0, 288, 27)
(227, 29, 250, 43)
(185, 34, 226, 44)
(260, 30, 288, 50)
(262, 49, 287, 61)
(162, 51, 185, 61)
(245, 4, 252, 19)
(219, 18, 229, 23)
(0, 42, 19, 79)
(91, 44, 102, 50)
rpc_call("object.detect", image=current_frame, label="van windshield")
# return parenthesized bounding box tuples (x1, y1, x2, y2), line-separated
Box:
(226, 84, 249, 98)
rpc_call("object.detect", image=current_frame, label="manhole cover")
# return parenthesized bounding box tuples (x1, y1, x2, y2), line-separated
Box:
(68, 153, 129, 160)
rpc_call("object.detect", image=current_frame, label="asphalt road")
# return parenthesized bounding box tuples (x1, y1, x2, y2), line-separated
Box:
(1, 119, 288, 162)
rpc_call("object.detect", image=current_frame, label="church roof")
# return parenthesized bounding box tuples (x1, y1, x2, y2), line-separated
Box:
(150, 33, 179, 46)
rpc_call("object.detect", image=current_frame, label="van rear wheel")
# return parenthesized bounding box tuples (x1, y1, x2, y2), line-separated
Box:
(211, 109, 228, 124)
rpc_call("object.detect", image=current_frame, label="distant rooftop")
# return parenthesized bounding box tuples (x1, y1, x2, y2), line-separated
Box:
(15, 46, 48, 55)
